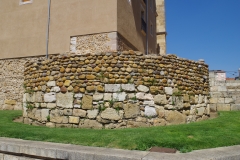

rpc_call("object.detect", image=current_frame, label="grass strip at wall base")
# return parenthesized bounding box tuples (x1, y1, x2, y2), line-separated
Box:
(0, 110, 240, 153)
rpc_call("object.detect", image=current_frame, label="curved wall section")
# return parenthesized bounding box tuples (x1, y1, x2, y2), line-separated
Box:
(23, 51, 209, 128)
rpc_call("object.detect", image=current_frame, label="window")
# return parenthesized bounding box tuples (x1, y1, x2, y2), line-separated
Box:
(19, 0, 33, 5)
(141, 10, 147, 34)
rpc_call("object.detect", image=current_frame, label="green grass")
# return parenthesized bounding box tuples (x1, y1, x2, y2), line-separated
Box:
(1, 111, 240, 152)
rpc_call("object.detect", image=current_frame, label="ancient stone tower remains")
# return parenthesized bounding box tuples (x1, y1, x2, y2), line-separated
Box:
(0, 0, 211, 129)
(23, 51, 210, 129)
(156, 0, 167, 55)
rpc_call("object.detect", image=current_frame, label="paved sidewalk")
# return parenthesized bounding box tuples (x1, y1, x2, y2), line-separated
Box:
(0, 137, 240, 160)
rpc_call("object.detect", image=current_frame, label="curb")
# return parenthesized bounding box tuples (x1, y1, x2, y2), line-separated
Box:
(0, 138, 240, 160)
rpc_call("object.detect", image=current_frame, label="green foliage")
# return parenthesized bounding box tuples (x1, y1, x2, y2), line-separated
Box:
(127, 78, 134, 84)
(25, 101, 34, 110)
(115, 106, 121, 114)
(1, 111, 240, 153)
(23, 84, 34, 94)
(46, 115, 50, 122)
(130, 96, 137, 101)
(148, 79, 157, 86)
(172, 90, 182, 96)
(108, 99, 115, 108)
(98, 103, 106, 113)
(97, 72, 105, 81)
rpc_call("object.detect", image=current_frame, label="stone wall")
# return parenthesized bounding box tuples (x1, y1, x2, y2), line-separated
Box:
(156, 0, 166, 55)
(70, 32, 134, 55)
(0, 56, 45, 110)
(209, 72, 240, 112)
(23, 51, 209, 129)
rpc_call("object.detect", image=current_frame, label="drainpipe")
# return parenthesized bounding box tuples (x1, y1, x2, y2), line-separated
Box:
(46, 0, 51, 59)
(146, 0, 149, 55)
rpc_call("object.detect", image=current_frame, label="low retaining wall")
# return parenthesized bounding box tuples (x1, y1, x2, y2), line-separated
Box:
(23, 51, 209, 129)
(209, 72, 240, 112)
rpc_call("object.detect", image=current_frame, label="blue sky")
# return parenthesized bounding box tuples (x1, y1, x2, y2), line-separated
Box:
(165, 0, 240, 77)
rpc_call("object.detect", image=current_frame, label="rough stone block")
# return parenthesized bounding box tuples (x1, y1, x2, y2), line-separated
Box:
(4, 99, 17, 105)
(123, 103, 140, 118)
(165, 110, 186, 125)
(79, 119, 103, 129)
(218, 86, 227, 92)
(26, 93, 36, 103)
(46, 122, 56, 128)
(56, 93, 73, 108)
(69, 116, 80, 124)
(217, 104, 231, 111)
(225, 98, 234, 104)
(209, 97, 218, 104)
(105, 84, 121, 92)
(50, 110, 68, 123)
(137, 85, 149, 93)
(44, 92, 56, 103)
(183, 94, 190, 102)
(34, 92, 43, 103)
(101, 108, 120, 120)
(127, 121, 150, 128)
(63, 109, 73, 116)
(74, 93, 83, 98)
(82, 95, 93, 110)
(51, 86, 60, 93)
(87, 109, 99, 119)
(209, 104, 217, 112)
(153, 118, 166, 126)
(121, 84, 135, 92)
(47, 103, 56, 109)
(144, 106, 157, 117)
(143, 101, 155, 106)
(197, 107, 205, 116)
(2, 104, 14, 110)
(154, 94, 168, 105)
(41, 109, 49, 121)
(35, 109, 42, 121)
(93, 94, 104, 101)
(104, 93, 112, 101)
(47, 81, 56, 87)
(164, 87, 173, 95)
(198, 95, 204, 104)
(172, 96, 184, 109)
(113, 92, 127, 101)
(73, 109, 87, 117)
(217, 98, 225, 103)
(231, 104, 240, 111)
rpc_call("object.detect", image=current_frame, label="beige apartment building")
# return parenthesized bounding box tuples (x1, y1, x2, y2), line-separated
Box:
(0, 0, 167, 59)
(0, 0, 166, 110)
